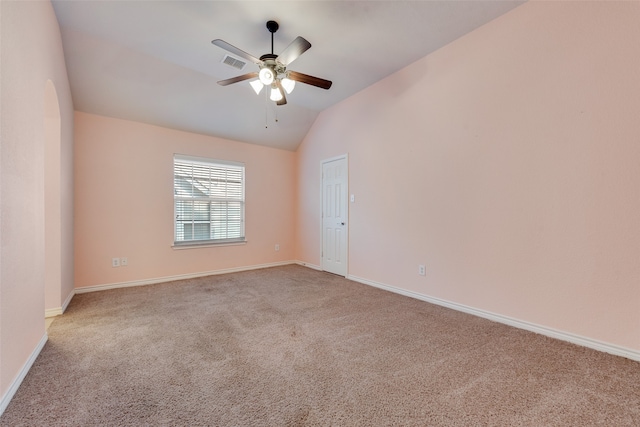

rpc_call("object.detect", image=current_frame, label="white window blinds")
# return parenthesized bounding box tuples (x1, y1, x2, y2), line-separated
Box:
(174, 155, 245, 245)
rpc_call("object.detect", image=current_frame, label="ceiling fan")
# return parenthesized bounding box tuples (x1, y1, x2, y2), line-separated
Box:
(212, 20, 332, 106)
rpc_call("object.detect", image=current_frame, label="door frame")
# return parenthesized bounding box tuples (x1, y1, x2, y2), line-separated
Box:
(320, 154, 349, 276)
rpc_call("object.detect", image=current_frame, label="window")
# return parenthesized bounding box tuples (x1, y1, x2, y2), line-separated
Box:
(174, 155, 245, 246)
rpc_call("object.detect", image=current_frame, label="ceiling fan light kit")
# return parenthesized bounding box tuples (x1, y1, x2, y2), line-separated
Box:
(270, 85, 283, 102)
(281, 76, 295, 94)
(249, 80, 264, 95)
(212, 20, 332, 106)
(258, 67, 274, 85)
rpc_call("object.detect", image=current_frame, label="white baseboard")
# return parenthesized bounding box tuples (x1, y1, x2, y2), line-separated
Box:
(44, 307, 62, 318)
(75, 261, 297, 294)
(0, 333, 48, 417)
(294, 260, 322, 271)
(45, 288, 76, 318)
(348, 274, 640, 362)
(61, 289, 75, 312)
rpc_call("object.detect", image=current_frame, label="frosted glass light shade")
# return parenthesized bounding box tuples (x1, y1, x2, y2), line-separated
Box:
(281, 78, 295, 94)
(249, 80, 264, 95)
(259, 68, 275, 85)
(270, 86, 283, 102)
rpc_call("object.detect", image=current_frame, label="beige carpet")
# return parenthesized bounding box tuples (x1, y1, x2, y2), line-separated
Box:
(1, 265, 638, 426)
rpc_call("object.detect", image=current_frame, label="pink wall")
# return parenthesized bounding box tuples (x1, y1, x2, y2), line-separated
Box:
(44, 80, 62, 311)
(296, 1, 640, 352)
(74, 112, 295, 289)
(1, 1, 637, 409)
(0, 0, 74, 401)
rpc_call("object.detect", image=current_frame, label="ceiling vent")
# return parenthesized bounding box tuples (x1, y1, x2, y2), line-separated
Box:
(221, 54, 247, 71)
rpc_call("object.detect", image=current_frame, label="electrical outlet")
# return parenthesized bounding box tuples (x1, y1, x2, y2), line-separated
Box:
(275, 244, 280, 251)
(112, 257, 120, 268)
(121, 257, 128, 266)
(418, 265, 426, 276)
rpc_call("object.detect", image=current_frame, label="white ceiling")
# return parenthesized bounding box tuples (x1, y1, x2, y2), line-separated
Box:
(52, 1, 525, 151)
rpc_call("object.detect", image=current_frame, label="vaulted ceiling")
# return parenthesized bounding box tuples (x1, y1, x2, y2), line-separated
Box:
(52, 1, 525, 151)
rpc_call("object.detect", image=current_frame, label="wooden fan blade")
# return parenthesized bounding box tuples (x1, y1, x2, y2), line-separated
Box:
(211, 39, 263, 65)
(275, 80, 287, 106)
(287, 71, 332, 90)
(217, 72, 258, 86)
(276, 36, 311, 66)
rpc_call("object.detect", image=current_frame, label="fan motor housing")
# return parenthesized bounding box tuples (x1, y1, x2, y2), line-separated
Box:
(259, 54, 285, 78)
(259, 54, 278, 61)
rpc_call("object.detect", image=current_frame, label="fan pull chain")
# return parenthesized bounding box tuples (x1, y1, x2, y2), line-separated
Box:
(263, 90, 279, 128)
(265, 89, 269, 128)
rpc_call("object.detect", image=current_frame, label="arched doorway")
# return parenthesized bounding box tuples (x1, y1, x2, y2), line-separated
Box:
(44, 79, 62, 324)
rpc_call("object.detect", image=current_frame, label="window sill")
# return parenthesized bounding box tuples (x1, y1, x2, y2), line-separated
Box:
(172, 240, 247, 250)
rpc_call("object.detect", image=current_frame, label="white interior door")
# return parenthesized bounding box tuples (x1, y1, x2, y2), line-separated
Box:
(322, 156, 348, 276)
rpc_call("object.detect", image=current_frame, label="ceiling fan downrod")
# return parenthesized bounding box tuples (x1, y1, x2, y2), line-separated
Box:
(266, 20, 279, 55)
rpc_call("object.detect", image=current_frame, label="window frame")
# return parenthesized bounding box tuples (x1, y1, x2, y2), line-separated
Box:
(173, 154, 246, 248)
